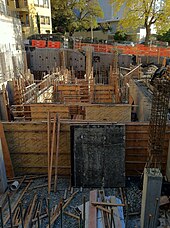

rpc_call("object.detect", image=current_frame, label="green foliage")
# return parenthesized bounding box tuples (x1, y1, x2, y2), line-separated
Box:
(157, 30, 170, 44)
(51, 0, 103, 35)
(110, 0, 170, 44)
(114, 31, 127, 41)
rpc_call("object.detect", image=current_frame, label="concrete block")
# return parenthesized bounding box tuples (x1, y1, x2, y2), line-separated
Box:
(141, 168, 162, 228)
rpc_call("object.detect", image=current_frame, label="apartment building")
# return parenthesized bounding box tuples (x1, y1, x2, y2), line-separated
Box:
(7, 0, 52, 38)
(0, 0, 25, 84)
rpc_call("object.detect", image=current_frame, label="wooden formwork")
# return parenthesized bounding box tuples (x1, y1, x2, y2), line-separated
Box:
(3, 122, 71, 176)
(2, 122, 170, 177)
(93, 85, 114, 103)
(56, 84, 81, 103)
(125, 123, 170, 176)
(85, 105, 131, 122)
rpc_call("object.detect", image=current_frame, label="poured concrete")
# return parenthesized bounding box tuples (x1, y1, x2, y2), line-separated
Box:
(141, 168, 162, 228)
(71, 124, 125, 188)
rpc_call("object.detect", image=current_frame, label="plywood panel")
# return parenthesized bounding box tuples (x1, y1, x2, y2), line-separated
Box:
(3, 122, 71, 176)
(125, 123, 170, 176)
(29, 104, 69, 120)
(85, 105, 131, 122)
(2, 122, 170, 177)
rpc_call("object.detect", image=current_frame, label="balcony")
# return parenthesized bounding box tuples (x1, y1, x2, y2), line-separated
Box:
(15, 0, 28, 12)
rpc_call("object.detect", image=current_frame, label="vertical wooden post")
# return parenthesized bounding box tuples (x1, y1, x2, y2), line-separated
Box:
(47, 112, 51, 194)
(48, 114, 57, 194)
(0, 123, 14, 178)
(54, 114, 60, 192)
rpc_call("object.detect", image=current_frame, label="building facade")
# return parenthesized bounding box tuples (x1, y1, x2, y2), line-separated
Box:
(7, 0, 52, 38)
(0, 0, 25, 84)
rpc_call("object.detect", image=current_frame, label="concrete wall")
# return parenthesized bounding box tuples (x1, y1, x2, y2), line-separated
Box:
(71, 124, 125, 187)
(27, 48, 116, 79)
(129, 79, 152, 121)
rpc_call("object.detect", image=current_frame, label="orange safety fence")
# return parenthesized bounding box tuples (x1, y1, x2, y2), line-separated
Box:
(32, 40, 46, 48)
(47, 41, 61, 48)
(74, 42, 170, 57)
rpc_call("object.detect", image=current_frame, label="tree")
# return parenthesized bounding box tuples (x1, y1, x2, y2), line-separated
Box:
(114, 31, 127, 41)
(51, 0, 103, 36)
(110, 0, 170, 44)
(157, 29, 170, 44)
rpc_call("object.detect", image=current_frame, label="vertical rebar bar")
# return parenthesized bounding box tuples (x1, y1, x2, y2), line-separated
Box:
(111, 208, 115, 228)
(37, 210, 40, 228)
(0, 206, 4, 228)
(7, 193, 13, 228)
(79, 212, 82, 228)
(148, 214, 152, 228)
(19, 201, 24, 228)
(47, 197, 51, 228)
(60, 202, 63, 228)
(83, 196, 86, 228)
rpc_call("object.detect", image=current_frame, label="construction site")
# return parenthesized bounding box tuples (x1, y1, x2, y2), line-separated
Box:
(0, 40, 170, 228)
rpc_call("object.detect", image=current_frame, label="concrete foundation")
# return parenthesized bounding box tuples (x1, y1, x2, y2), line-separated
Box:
(0, 139, 7, 193)
(141, 168, 162, 228)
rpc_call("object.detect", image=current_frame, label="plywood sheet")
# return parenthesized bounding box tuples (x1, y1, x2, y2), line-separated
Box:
(85, 105, 131, 122)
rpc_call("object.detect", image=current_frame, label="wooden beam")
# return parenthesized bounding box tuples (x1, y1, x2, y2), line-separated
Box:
(24, 194, 37, 228)
(54, 114, 60, 192)
(91, 202, 125, 207)
(47, 112, 51, 194)
(48, 115, 57, 194)
(89, 190, 97, 228)
(124, 64, 142, 78)
(0, 122, 14, 177)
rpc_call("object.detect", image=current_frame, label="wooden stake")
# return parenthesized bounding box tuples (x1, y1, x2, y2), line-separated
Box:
(47, 112, 51, 194)
(54, 114, 60, 192)
(48, 115, 57, 194)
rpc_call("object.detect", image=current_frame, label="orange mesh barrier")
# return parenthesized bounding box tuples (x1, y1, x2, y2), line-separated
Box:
(74, 42, 170, 57)
(47, 41, 61, 48)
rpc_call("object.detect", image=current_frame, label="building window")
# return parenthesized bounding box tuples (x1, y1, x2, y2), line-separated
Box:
(26, 14, 29, 26)
(24, 0, 28, 6)
(34, 0, 39, 6)
(43, 0, 49, 8)
(40, 16, 45, 24)
(15, 0, 20, 8)
(39, 0, 43, 6)
(45, 16, 50, 25)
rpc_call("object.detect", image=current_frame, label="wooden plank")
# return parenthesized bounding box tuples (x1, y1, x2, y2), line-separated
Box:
(24, 194, 37, 228)
(54, 114, 60, 192)
(89, 190, 97, 228)
(48, 115, 57, 194)
(0, 122, 14, 178)
(92, 202, 125, 207)
(86, 106, 131, 122)
(47, 112, 51, 195)
(110, 196, 122, 228)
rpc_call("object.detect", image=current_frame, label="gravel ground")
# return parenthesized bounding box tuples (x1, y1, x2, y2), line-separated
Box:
(3, 176, 170, 228)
